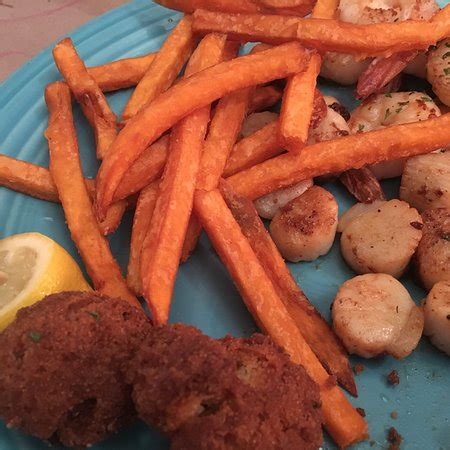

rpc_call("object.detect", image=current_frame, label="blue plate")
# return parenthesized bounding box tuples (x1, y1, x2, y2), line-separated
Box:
(0, 1, 449, 449)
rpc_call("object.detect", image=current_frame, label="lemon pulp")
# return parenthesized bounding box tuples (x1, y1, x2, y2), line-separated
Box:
(0, 233, 91, 331)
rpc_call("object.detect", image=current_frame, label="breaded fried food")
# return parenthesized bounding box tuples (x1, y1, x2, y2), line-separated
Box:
(173, 334, 323, 450)
(129, 325, 323, 450)
(0, 291, 150, 447)
(128, 324, 241, 433)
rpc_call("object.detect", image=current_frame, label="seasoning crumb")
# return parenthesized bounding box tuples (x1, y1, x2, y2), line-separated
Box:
(387, 370, 400, 386)
(391, 411, 398, 420)
(356, 407, 366, 417)
(28, 331, 42, 343)
(88, 310, 100, 321)
(387, 427, 403, 450)
(353, 363, 365, 375)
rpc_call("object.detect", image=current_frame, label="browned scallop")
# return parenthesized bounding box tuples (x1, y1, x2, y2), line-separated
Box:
(253, 179, 313, 220)
(269, 186, 338, 262)
(240, 111, 278, 138)
(415, 208, 450, 290)
(340, 200, 423, 277)
(423, 281, 450, 355)
(332, 274, 424, 359)
(400, 152, 450, 212)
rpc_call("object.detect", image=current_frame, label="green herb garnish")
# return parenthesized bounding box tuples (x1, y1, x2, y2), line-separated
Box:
(88, 311, 100, 321)
(442, 233, 450, 241)
(444, 68, 450, 76)
(442, 51, 450, 59)
(420, 96, 432, 102)
(384, 108, 391, 120)
(397, 101, 409, 106)
(358, 123, 365, 132)
(385, 93, 392, 98)
(29, 331, 42, 343)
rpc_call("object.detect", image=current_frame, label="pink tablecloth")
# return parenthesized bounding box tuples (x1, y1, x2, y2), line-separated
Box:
(0, 0, 127, 82)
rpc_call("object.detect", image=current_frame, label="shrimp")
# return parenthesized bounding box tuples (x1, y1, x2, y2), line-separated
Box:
(427, 38, 450, 106)
(349, 92, 441, 178)
(323, 0, 439, 92)
(309, 97, 385, 202)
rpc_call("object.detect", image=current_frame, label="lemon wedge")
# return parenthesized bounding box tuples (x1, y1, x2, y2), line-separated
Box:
(0, 233, 91, 331)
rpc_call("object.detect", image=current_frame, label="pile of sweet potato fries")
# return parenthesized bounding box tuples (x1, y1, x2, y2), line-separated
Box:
(3, 0, 450, 447)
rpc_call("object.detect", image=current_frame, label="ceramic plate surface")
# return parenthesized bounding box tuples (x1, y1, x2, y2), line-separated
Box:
(0, 1, 448, 448)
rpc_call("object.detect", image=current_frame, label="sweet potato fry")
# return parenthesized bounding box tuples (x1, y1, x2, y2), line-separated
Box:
(155, 0, 313, 16)
(77, 86, 279, 208)
(356, 51, 418, 99)
(122, 16, 196, 121)
(87, 53, 156, 92)
(219, 179, 357, 395)
(127, 181, 160, 295)
(181, 86, 253, 260)
(96, 42, 309, 218)
(339, 167, 385, 203)
(44, 82, 137, 306)
(223, 121, 283, 177)
(181, 42, 278, 260)
(140, 33, 227, 325)
(311, 0, 339, 19)
(0, 155, 59, 203)
(279, 52, 321, 151)
(52, 38, 117, 159)
(227, 112, 450, 200)
(0, 155, 127, 235)
(192, 7, 450, 56)
(113, 135, 169, 201)
(248, 85, 282, 113)
(194, 188, 368, 449)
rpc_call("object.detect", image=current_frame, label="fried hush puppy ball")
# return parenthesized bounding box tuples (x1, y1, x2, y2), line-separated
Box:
(128, 325, 323, 450)
(0, 291, 150, 447)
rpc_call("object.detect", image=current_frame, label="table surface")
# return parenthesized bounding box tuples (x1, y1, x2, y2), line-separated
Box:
(0, 0, 128, 82)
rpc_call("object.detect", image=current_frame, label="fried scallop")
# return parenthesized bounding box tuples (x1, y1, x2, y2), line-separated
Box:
(0, 291, 150, 447)
(128, 325, 323, 450)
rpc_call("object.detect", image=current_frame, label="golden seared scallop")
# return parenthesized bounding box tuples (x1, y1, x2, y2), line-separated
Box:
(337, 200, 386, 233)
(332, 274, 424, 359)
(423, 281, 450, 356)
(253, 179, 314, 220)
(415, 208, 450, 290)
(269, 186, 338, 262)
(400, 151, 450, 212)
(340, 200, 423, 278)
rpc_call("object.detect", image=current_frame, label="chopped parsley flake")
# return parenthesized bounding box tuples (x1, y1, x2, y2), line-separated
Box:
(420, 96, 432, 102)
(358, 123, 365, 132)
(29, 331, 42, 343)
(385, 93, 392, 98)
(384, 108, 391, 120)
(88, 311, 100, 321)
(444, 68, 450, 76)
(397, 101, 409, 106)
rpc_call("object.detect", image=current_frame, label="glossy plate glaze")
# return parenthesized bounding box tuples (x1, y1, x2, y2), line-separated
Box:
(0, 1, 448, 449)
